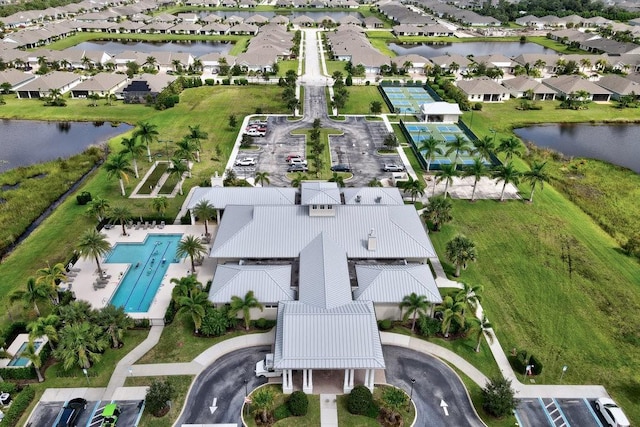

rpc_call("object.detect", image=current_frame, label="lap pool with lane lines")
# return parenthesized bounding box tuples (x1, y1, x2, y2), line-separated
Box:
(106, 234, 182, 313)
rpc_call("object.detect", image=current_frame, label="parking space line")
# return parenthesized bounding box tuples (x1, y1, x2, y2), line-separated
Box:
(539, 397, 569, 427)
(582, 399, 604, 427)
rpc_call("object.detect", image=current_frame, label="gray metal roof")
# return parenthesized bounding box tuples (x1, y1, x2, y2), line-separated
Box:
(342, 187, 404, 205)
(208, 264, 294, 304)
(186, 187, 297, 211)
(273, 300, 385, 370)
(300, 182, 342, 206)
(210, 205, 436, 259)
(354, 264, 442, 304)
(299, 233, 352, 309)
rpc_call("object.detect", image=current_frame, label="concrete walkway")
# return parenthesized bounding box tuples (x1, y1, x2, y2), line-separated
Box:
(320, 394, 338, 427)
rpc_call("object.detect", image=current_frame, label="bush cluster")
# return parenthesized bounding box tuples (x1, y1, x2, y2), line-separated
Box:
(347, 385, 377, 417)
(418, 316, 441, 337)
(510, 350, 543, 375)
(273, 404, 291, 420)
(254, 318, 276, 330)
(164, 299, 178, 324)
(145, 379, 175, 417)
(378, 319, 393, 330)
(287, 391, 308, 416)
(0, 322, 27, 348)
(1, 385, 35, 427)
(76, 191, 92, 205)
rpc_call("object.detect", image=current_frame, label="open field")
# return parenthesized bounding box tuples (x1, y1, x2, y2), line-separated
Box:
(340, 86, 390, 115)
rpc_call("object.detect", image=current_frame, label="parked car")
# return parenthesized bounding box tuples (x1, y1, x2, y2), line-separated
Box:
(235, 157, 256, 167)
(289, 158, 307, 166)
(255, 354, 282, 378)
(330, 164, 351, 172)
(383, 163, 404, 172)
(287, 164, 308, 172)
(245, 129, 265, 137)
(286, 154, 302, 162)
(56, 397, 87, 427)
(595, 397, 630, 427)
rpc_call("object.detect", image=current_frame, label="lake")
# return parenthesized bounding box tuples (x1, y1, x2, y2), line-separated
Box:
(514, 123, 640, 173)
(197, 11, 362, 20)
(389, 42, 551, 58)
(0, 120, 133, 173)
(73, 40, 233, 57)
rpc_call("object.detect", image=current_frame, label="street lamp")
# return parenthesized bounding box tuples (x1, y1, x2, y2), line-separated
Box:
(560, 365, 568, 381)
(244, 379, 248, 397)
(158, 139, 172, 158)
(82, 368, 90, 385)
(409, 378, 416, 402)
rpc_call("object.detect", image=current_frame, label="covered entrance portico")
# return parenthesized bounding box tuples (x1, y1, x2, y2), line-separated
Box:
(280, 366, 381, 394)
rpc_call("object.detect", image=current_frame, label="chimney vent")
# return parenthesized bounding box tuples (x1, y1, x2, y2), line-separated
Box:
(375, 196, 382, 203)
(367, 229, 377, 251)
(356, 195, 361, 203)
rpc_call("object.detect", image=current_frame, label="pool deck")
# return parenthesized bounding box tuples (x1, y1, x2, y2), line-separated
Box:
(61, 224, 217, 322)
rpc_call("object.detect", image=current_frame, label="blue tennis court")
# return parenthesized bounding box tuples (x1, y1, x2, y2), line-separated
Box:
(381, 86, 435, 116)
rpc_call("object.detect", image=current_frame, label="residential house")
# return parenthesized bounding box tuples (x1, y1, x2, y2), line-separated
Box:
(118, 73, 176, 103)
(456, 77, 510, 102)
(595, 75, 640, 100)
(501, 76, 557, 100)
(70, 73, 128, 98)
(16, 71, 82, 98)
(542, 75, 611, 101)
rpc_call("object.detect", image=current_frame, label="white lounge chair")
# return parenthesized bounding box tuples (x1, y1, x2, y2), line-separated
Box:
(159, 221, 165, 229)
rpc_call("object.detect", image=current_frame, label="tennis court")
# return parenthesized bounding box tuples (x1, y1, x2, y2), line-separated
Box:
(381, 86, 435, 115)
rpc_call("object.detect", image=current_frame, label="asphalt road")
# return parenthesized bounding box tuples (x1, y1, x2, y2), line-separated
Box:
(383, 346, 485, 427)
(175, 345, 270, 426)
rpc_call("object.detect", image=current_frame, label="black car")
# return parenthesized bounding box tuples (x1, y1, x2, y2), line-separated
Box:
(56, 397, 87, 427)
(330, 164, 351, 172)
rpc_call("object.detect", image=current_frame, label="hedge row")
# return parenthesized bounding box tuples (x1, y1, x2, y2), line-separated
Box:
(1, 385, 35, 427)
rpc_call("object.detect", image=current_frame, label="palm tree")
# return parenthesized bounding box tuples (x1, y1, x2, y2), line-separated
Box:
(422, 195, 452, 232)
(175, 137, 198, 163)
(145, 56, 157, 70)
(254, 171, 270, 187)
(120, 136, 144, 178)
(446, 135, 472, 167)
(187, 125, 208, 162)
(445, 235, 477, 277)
(436, 295, 465, 338)
(291, 172, 308, 188)
(229, 290, 264, 330)
(77, 228, 112, 277)
(110, 206, 132, 236)
(469, 315, 494, 352)
(54, 322, 109, 370)
(329, 172, 346, 188)
(464, 158, 489, 202)
(170, 275, 202, 302)
(58, 301, 95, 326)
(36, 262, 67, 301)
(134, 121, 159, 162)
(10, 277, 51, 316)
(455, 282, 483, 314)
(252, 387, 275, 424)
(193, 200, 216, 236)
(27, 314, 60, 350)
(523, 161, 550, 203)
(104, 153, 134, 196)
(472, 135, 495, 161)
(368, 178, 382, 187)
(176, 235, 207, 272)
(400, 176, 425, 203)
(169, 157, 189, 195)
(87, 197, 110, 222)
(435, 164, 458, 199)
(420, 136, 443, 172)
(22, 341, 44, 382)
(399, 293, 429, 332)
(151, 196, 169, 219)
(96, 304, 133, 348)
(178, 290, 209, 333)
(493, 162, 521, 202)
(497, 136, 524, 161)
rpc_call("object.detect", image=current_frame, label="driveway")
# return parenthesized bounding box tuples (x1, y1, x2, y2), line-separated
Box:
(383, 346, 485, 427)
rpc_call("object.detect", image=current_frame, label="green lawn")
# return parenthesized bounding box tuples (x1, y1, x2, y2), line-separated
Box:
(245, 384, 321, 427)
(340, 86, 389, 115)
(290, 127, 342, 180)
(124, 375, 195, 427)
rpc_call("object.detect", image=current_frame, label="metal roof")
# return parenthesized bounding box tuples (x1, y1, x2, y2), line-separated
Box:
(208, 264, 294, 304)
(273, 300, 385, 370)
(298, 233, 352, 309)
(186, 187, 297, 210)
(342, 187, 404, 205)
(210, 205, 435, 259)
(300, 182, 342, 206)
(353, 264, 442, 303)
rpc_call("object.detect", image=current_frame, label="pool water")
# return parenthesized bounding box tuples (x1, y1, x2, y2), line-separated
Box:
(8, 341, 43, 366)
(106, 234, 182, 313)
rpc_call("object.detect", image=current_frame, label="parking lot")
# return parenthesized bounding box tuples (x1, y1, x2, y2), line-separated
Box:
(27, 399, 142, 427)
(516, 398, 606, 427)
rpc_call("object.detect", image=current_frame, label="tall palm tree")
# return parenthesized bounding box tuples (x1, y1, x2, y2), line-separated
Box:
(54, 322, 109, 370)
(419, 136, 442, 172)
(145, 56, 157, 70)
(187, 125, 208, 162)
(368, 178, 382, 187)
(464, 158, 489, 202)
(399, 293, 429, 332)
(178, 290, 209, 333)
(170, 275, 202, 302)
(291, 172, 307, 188)
(58, 300, 95, 326)
(96, 304, 133, 348)
(401, 176, 425, 202)
(175, 137, 198, 163)
(27, 314, 60, 350)
(435, 163, 458, 199)
(110, 205, 132, 236)
(10, 277, 51, 316)
(472, 135, 495, 161)
(176, 235, 207, 273)
(229, 290, 264, 330)
(469, 315, 494, 352)
(254, 171, 270, 187)
(36, 262, 67, 301)
(523, 161, 550, 203)
(445, 235, 477, 277)
(497, 136, 524, 161)
(151, 196, 169, 219)
(436, 295, 465, 337)
(120, 136, 144, 178)
(104, 153, 134, 196)
(422, 195, 452, 232)
(134, 121, 159, 162)
(22, 341, 44, 382)
(455, 282, 483, 314)
(86, 197, 110, 222)
(169, 157, 189, 195)
(329, 172, 346, 188)
(77, 228, 112, 277)
(252, 387, 275, 424)
(193, 200, 216, 236)
(493, 162, 521, 202)
(446, 135, 472, 167)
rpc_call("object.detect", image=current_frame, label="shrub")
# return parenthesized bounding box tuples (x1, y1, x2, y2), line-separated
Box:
(1, 385, 35, 427)
(180, 213, 191, 225)
(0, 381, 18, 394)
(273, 403, 291, 420)
(134, 318, 150, 329)
(482, 376, 517, 418)
(472, 102, 483, 111)
(528, 354, 543, 375)
(378, 319, 392, 330)
(287, 391, 308, 416)
(200, 307, 229, 337)
(76, 191, 92, 205)
(222, 79, 231, 85)
(0, 322, 27, 348)
(145, 378, 175, 417)
(205, 79, 215, 86)
(164, 299, 178, 324)
(417, 316, 441, 337)
(255, 318, 276, 330)
(347, 385, 374, 416)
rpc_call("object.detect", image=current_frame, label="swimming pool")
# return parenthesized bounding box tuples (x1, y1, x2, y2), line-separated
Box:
(8, 340, 43, 366)
(106, 234, 182, 313)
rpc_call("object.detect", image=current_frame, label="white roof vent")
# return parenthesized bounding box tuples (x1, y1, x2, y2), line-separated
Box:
(367, 229, 377, 251)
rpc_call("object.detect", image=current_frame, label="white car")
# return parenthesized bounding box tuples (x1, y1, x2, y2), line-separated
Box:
(383, 163, 404, 172)
(289, 158, 307, 166)
(595, 397, 630, 427)
(235, 157, 256, 167)
(245, 129, 266, 137)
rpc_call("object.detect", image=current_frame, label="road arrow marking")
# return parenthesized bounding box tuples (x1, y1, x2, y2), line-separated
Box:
(440, 399, 449, 416)
(209, 397, 218, 415)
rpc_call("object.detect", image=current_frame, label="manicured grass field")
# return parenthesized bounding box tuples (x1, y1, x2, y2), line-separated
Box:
(340, 86, 390, 115)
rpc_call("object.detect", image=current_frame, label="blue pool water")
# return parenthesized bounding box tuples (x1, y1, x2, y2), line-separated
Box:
(8, 341, 43, 366)
(106, 234, 182, 313)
